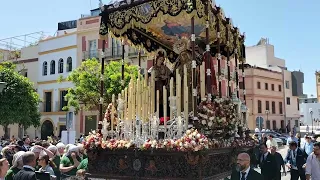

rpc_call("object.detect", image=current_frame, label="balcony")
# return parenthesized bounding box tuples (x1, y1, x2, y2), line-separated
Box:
(55, 101, 68, 112)
(39, 101, 52, 112)
(39, 101, 68, 115)
(82, 50, 100, 61)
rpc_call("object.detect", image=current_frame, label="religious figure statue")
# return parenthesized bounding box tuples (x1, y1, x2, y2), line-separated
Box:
(172, 38, 203, 112)
(148, 49, 172, 117)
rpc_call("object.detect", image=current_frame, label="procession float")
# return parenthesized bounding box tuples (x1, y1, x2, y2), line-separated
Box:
(84, 0, 255, 179)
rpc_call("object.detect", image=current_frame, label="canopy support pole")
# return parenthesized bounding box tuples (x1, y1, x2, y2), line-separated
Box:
(98, 39, 106, 135)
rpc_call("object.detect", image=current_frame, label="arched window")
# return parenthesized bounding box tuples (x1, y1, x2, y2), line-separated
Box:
(58, 58, 64, 73)
(43, 61, 47, 76)
(50, 60, 55, 74)
(67, 57, 72, 72)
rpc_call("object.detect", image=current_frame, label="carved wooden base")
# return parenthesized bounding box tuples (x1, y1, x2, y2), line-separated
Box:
(87, 147, 252, 180)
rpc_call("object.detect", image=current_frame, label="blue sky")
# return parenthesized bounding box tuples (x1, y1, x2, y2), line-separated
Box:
(1, 0, 319, 96)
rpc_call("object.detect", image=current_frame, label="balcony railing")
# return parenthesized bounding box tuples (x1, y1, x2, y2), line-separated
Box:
(39, 101, 67, 112)
(82, 48, 148, 62)
(39, 101, 52, 112)
(55, 101, 68, 112)
(82, 50, 100, 60)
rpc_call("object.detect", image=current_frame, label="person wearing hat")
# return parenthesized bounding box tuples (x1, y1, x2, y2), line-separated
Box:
(60, 145, 82, 177)
(285, 141, 307, 180)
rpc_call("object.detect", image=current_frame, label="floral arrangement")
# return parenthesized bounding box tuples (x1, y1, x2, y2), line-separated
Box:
(83, 130, 103, 150)
(104, 139, 134, 150)
(141, 129, 209, 152)
(196, 98, 242, 137)
(83, 129, 254, 152)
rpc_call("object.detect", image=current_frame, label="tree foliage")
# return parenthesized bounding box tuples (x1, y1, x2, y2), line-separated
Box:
(0, 62, 41, 136)
(65, 58, 139, 113)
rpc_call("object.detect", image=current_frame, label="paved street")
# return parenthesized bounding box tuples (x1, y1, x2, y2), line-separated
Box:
(255, 145, 291, 180)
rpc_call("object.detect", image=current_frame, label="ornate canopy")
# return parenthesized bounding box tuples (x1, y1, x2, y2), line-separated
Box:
(99, 0, 246, 63)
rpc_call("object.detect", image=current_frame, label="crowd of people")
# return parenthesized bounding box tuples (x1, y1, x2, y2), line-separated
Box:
(231, 132, 319, 180)
(0, 135, 88, 180)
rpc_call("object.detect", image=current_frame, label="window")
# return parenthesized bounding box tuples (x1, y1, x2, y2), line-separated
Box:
(279, 102, 283, 114)
(265, 83, 268, 90)
(44, 92, 52, 112)
(286, 97, 291, 105)
(281, 120, 285, 129)
(266, 120, 271, 130)
(239, 82, 244, 89)
(89, 40, 97, 58)
(295, 120, 299, 127)
(272, 101, 275, 114)
(50, 60, 55, 74)
(67, 57, 72, 72)
(266, 101, 270, 111)
(43, 62, 48, 76)
(21, 69, 28, 77)
(271, 84, 274, 91)
(258, 100, 262, 113)
(272, 120, 277, 130)
(318, 77, 320, 83)
(60, 90, 68, 111)
(285, 81, 290, 89)
(58, 58, 64, 73)
(278, 85, 282, 92)
(297, 99, 300, 110)
(257, 82, 261, 89)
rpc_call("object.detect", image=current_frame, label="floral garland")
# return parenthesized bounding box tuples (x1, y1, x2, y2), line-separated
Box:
(142, 129, 208, 152)
(83, 129, 255, 152)
(196, 98, 242, 137)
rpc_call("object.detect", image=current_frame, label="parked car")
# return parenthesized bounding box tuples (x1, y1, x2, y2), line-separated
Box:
(254, 132, 285, 146)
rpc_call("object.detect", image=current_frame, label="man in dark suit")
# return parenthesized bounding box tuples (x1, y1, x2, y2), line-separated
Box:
(259, 143, 278, 180)
(13, 151, 37, 180)
(285, 141, 307, 180)
(231, 152, 263, 180)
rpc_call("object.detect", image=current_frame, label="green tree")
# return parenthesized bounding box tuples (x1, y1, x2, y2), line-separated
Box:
(0, 62, 41, 138)
(65, 58, 139, 113)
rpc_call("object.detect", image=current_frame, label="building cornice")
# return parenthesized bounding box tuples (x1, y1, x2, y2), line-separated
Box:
(38, 45, 77, 55)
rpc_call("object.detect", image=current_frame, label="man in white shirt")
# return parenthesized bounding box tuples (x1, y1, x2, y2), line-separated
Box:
(266, 134, 278, 150)
(306, 142, 320, 180)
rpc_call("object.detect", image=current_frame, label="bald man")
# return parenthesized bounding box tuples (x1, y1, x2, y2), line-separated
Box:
(231, 153, 263, 180)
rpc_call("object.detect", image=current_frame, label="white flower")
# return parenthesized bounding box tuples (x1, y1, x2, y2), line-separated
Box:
(191, 140, 196, 146)
(186, 130, 191, 135)
(208, 121, 213, 127)
(192, 131, 197, 136)
(202, 120, 206, 125)
(196, 133, 201, 139)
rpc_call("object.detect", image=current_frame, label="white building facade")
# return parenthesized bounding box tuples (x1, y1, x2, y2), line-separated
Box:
(299, 103, 320, 127)
(37, 32, 77, 139)
(246, 38, 303, 131)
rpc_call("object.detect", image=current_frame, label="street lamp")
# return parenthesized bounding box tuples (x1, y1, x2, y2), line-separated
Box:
(0, 82, 6, 92)
(309, 108, 314, 135)
(265, 110, 269, 130)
